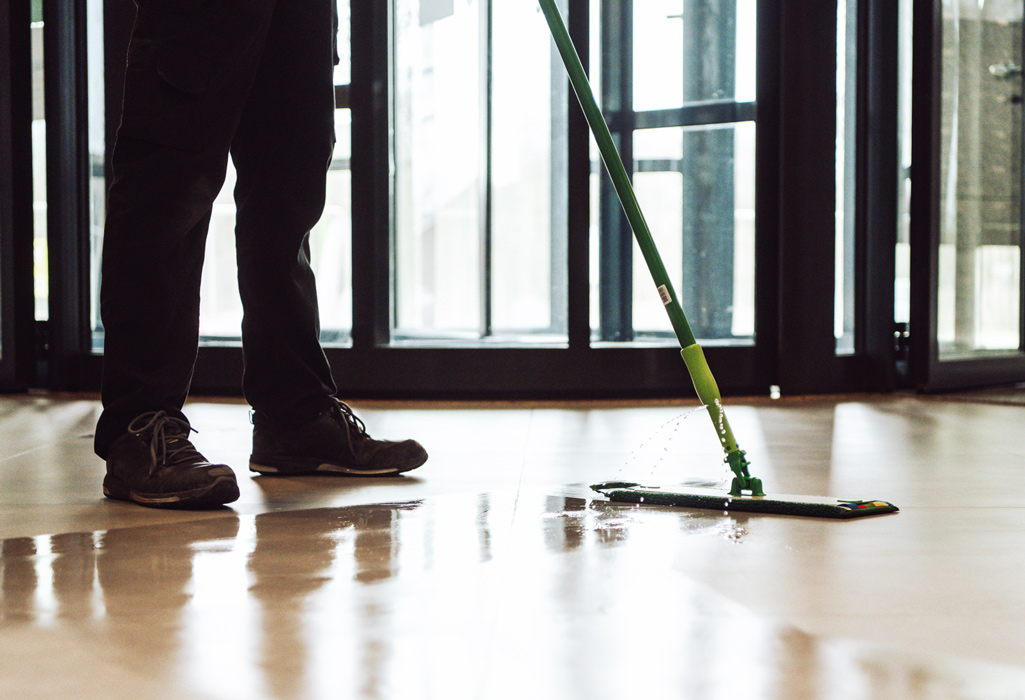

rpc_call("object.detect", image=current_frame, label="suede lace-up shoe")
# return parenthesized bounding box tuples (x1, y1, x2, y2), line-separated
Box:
(103, 411, 240, 509)
(249, 400, 428, 476)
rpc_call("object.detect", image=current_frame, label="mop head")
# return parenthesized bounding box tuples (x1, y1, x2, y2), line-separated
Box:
(591, 482, 898, 519)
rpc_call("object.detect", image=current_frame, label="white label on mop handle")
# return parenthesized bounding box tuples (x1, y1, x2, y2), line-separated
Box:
(657, 284, 672, 306)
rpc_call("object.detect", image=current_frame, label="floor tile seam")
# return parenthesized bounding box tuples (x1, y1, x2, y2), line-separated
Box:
(509, 408, 535, 517)
(472, 409, 540, 700)
(787, 624, 1025, 678)
(0, 442, 79, 466)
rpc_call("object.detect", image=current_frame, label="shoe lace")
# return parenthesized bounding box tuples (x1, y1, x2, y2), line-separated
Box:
(127, 410, 199, 474)
(330, 400, 369, 456)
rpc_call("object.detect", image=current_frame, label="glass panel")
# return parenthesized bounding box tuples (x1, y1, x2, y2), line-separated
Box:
(318, 110, 353, 343)
(393, 0, 567, 341)
(938, 0, 1023, 357)
(88, 0, 105, 346)
(393, 0, 482, 336)
(333, 0, 351, 87)
(199, 162, 243, 341)
(835, 0, 856, 354)
(733, 121, 757, 338)
(631, 165, 682, 333)
(631, 123, 755, 340)
(490, 0, 565, 336)
(633, 0, 685, 110)
(896, 0, 913, 328)
(735, 0, 757, 103)
(30, 11, 46, 323)
(633, 0, 756, 110)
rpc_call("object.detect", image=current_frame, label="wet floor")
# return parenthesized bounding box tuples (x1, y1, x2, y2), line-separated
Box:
(0, 393, 1023, 699)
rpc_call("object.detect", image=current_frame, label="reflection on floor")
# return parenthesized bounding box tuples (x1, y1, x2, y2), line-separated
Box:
(0, 392, 1023, 699)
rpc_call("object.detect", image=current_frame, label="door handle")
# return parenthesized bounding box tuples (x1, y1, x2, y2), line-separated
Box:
(989, 61, 1023, 79)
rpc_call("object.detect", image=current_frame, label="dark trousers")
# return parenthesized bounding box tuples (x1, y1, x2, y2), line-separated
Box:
(95, 0, 339, 458)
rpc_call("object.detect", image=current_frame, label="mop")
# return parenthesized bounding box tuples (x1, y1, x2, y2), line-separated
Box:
(537, 0, 897, 519)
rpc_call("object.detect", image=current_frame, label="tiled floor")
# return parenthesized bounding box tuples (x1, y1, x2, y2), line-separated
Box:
(0, 392, 1023, 699)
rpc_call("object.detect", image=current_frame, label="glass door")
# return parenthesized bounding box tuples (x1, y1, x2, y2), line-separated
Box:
(911, 0, 1025, 389)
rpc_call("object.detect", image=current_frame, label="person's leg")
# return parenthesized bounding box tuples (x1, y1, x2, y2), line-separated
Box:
(95, 0, 278, 507)
(233, 0, 427, 476)
(96, 0, 278, 458)
(230, 0, 338, 428)
(96, 143, 221, 458)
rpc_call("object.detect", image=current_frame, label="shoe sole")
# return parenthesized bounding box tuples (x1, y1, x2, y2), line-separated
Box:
(103, 474, 240, 509)
(248, 454, 427, 477)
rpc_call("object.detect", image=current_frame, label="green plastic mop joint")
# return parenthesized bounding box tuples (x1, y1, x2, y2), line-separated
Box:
(725, 450, 764, 497)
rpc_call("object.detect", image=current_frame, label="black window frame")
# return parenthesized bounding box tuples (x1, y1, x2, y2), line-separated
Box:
(27, 0, 946, 400)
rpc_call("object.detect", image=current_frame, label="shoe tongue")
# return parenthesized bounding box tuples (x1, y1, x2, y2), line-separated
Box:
(163, 438, 202, 465)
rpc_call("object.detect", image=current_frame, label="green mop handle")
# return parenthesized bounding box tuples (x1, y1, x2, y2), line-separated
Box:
(537, 0, 762, 495)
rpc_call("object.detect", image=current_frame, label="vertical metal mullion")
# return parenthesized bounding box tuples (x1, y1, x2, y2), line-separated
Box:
(43, 0, 91, 389)
(0, 0, 36, 390)
(0, 0, 9, 385)
(775, 0, 842, 393)
(908, 0, 941, 388)
(480, 0, 493, 338)
(565, 0, 591, 349)
(857, 0, 900, 389)
(598, 0, 633, 341)
(752, 0, 780, 389)
(351, 0, 391, 348)
(617, 0, 633, 341)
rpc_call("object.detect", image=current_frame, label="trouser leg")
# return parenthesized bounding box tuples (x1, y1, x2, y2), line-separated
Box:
(95, 1, 277, 458)
(95, 142, 218, 458)
(231, 0, 339, 428)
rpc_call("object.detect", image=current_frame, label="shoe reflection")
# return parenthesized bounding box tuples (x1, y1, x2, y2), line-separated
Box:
(247, 503, 419, 698)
